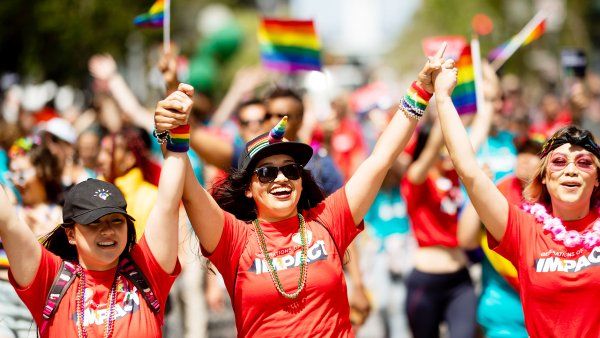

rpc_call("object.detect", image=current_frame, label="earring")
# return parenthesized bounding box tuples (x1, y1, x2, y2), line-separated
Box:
(69, 240, 75, 245)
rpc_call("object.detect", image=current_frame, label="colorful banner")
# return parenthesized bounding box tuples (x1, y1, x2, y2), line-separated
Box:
(258, 18, 322, 73)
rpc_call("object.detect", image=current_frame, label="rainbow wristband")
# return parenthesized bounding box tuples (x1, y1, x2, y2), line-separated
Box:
(401, 81, 432, 120)
(166, 124, 190, 152)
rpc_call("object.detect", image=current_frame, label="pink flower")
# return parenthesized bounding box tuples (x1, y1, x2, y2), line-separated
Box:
(583, 231, 600, 249)
(593, 220, 600, 233)
(563, 231, 582, 248)
(543, 218, 562, 232)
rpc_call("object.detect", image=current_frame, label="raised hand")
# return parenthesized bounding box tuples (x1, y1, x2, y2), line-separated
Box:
(154, 83, 194, 132)
(434, 62, 458, 97)
(158, 51, 179, 93)
(89, 54, 118, 81)
(417, 42, 448, 93)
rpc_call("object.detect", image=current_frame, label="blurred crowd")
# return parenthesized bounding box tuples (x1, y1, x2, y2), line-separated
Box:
(1, 43, 600, 338)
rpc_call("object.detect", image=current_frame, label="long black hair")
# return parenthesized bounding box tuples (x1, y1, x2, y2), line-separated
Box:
(211, 167, 325, 222)
(40, 217, 137, 261)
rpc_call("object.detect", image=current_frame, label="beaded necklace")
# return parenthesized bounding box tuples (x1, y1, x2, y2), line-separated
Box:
(522, 203, 600, 249)
(75, 265, 120, 338)
(252, 213, 308, 299)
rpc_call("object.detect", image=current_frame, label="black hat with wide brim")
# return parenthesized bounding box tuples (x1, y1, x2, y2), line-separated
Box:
(237, 117, 313, 173)
(238, 140, 313, 173)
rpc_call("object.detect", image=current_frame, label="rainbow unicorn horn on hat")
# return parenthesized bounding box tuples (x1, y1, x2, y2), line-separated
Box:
(268, 116, 288, 143)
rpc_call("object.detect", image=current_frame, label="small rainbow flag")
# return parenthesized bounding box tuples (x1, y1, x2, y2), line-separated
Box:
(452, 45, 477, 115)
(488, 12, 546, 69)
(134, 0, 165, 28)
(258, 18, 322, 73)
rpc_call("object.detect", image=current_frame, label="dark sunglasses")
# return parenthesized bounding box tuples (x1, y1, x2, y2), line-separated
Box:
(239, 117, 267, 127)
(254, 163, 303, 183)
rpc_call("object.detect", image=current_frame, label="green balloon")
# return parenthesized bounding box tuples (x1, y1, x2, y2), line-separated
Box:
(197, 23, 243, 63)
(187, 55, 218, 94)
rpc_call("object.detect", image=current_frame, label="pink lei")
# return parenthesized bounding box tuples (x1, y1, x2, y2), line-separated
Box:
(522, 203, 600, 249)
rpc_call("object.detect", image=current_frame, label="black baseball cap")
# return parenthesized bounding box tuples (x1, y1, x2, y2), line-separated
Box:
(63, 178, 134, 225)
(237, 117, 312, 173)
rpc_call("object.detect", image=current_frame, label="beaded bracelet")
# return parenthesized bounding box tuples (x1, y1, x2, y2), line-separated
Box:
(153, 129, 170, 144)
(166, 124, 190, 152)
(400, 81, 432, 121)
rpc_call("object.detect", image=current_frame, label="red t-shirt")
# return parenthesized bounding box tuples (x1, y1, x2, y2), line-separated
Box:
(203, 188, 363, 337)
(496, 175, 525, 206)
(401, 171, 463, 247)
(9, 236, 180, 338)
(489, 205, 600, 338)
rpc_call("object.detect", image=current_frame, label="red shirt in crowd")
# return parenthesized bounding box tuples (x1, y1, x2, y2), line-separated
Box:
(489, 205, 600, 338)
(9, 236, 180, 338)
(203, 188, 363, 337)
(401, 171, 463, 247)
(496, 175, 526, 206)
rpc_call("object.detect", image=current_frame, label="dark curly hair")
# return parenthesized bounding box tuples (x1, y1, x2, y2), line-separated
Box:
(211, 166, 325, 222)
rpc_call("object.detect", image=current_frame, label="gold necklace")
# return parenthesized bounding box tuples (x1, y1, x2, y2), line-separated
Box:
(252, 214, 308, 299)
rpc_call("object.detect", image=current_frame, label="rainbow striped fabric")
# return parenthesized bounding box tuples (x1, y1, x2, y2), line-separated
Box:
(258, 18, 322, 73)
(488, 17, 546, 63)
(452, 45, 477, 115)
(246, 117, 288, 159)
(134, 0, 164, 28)
(167, 124, 190, 152)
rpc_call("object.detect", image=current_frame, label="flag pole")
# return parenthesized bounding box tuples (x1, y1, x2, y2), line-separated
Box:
(163, 0, 171, 54)
(491, 10, 546, 71)
(471, 35, 484, 115)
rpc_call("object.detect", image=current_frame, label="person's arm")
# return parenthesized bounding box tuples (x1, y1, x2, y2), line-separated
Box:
(457, 202, 482, 250)
(345, 44, 449, 224)
(210, 66, 268, 127)
(405, 119, 444, 185)
(434, 65, 508, 241)
(467, 62, 499, 152)
(346, 242, 370, 325)
(189, 129, 234, 171)
(89, 54, 154, 132)
(0, 185, 41, 287)
(158, 51, 179, 95)
(144, 84, 194, 273)
(154, 87, 226, 253)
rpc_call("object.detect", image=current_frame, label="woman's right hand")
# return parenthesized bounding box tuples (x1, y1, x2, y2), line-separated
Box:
(434, 63, 458, 98)
(154, 83, 194, 132)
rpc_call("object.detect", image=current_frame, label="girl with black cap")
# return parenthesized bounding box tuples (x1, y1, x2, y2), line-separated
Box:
(0, 84, 195, 338)
(434, 60, 600, 338)
(154, 45, 454, 337)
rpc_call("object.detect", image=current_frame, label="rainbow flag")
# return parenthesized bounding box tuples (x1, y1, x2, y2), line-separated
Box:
(134, 0, 165, 28)
(258, 18, 322, 73)
(488, 13, 546, 68)
(452, 45, 477, 115)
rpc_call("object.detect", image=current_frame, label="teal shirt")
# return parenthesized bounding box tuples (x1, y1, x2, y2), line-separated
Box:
(364, 188, 410, 239)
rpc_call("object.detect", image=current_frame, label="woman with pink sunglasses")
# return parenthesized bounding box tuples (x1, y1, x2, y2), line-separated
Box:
(433, 63, 599, 338)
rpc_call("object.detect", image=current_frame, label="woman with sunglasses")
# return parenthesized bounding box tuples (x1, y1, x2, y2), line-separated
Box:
(0, 84, 194, 338)
(154, 45, 452, 337)
(433, 64, 600, 337)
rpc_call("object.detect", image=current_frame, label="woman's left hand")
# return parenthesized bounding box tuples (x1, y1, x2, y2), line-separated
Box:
(154, 83, 194, 132)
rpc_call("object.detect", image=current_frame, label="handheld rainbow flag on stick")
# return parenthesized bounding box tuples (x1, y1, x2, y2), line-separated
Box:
(488, 11, 546, 70)
(134, 0, 171, 53)
(452, 45, 477, 115)
(258, 18, 322, 73)
(134, 0, 164, 27)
